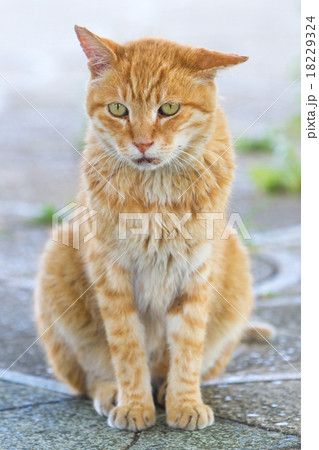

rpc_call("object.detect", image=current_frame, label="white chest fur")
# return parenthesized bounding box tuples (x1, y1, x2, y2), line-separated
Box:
(133, 247, 188, 317)
(117, 236, 212, 318)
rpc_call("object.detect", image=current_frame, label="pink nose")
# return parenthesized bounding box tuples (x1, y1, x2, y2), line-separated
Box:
(134, 141, 154, 154)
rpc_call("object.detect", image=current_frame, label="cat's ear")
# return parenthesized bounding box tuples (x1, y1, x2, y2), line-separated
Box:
(74, 26, 121, 77)
(193, 48, 248, 79)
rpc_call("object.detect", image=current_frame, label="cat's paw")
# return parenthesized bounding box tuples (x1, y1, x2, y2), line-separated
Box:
(92, 381, 118, 417)
(108, 404, 156, 431)
(167, 403, 214, 430)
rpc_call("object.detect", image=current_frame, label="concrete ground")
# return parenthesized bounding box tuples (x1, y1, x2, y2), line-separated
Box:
(0, 0, 300, 448)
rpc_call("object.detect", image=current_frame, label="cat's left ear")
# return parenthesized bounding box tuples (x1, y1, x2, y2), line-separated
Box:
(74, 25, 122, 77)
(193, 48, 249, 79)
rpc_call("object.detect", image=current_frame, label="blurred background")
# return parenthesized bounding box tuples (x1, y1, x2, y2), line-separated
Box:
(0, 0, 301, 443)
(0, 0, 300, 220)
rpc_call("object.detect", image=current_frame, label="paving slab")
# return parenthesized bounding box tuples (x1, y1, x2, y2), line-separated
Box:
(254, 300, 301, 333)
(0, 390, 301, 450)
(0, 283, 49, 378)
(202, 380, 300, 435)
(0, 397, 134, 450)
(130, 410, 300, 449)
(0, 223, 48, 283)
(0, 380, 70, 411)
(222, 300, 301, 377)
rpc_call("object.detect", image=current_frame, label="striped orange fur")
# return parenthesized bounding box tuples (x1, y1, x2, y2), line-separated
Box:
(34, 26, 253, 431)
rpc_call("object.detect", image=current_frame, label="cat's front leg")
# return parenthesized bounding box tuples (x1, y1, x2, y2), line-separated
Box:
(93, 259, 155, 431)
(166, 275, 214, 431)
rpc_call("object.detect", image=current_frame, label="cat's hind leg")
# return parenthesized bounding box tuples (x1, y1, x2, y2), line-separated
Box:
(201, 234, 254, 382)
(39, 311, 118, 415)
(35, 239, 117, 415)
(40, 327, 86, 394)
(201, 340, 237, 382)
(88, 380, 118, 416)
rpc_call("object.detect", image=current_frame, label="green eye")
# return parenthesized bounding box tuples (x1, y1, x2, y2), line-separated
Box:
(108, 103, 128, 117)
(159, 103, 180, 116)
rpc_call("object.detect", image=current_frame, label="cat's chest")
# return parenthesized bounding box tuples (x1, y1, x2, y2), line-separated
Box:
(120, 237, 212, 317)
(106, 209, 212, 316)
(133, 245, 188, 316)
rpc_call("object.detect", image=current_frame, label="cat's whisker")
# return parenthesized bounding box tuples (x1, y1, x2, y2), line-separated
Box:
(178, 148, 208, 172)
(176, 154, 211, 194)
(175, 153, 203, 177)
(116, 157, 127, 197)
(87, 150, 119, 181)
(90, 152, 119, 195)
(174, 157, 192, 183)
(171, 157, 190, 187)
(177, 148, 213, 182)
(107, 158, 122, 191)
(170, 159, 183, 188)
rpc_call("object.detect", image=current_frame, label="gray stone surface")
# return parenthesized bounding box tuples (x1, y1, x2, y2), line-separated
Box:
(0, 380, 70, 411)
(255, 300, 301, 333)
(131, 411, 300, 449)
(203, 380, 300, 435)
(0, 283, 49, 378)
(250, 254, 276, 285)
(0, 223, 48, 283)
(225, 301, 301, 376)
(0, 397, 134, 450)
(0, 385, 300, 450)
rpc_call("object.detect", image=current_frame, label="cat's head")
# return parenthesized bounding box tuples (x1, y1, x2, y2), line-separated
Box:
(75, 26, 248, 172)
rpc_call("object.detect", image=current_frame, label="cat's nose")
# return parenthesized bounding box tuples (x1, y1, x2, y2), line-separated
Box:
(134, 141, 154, 154)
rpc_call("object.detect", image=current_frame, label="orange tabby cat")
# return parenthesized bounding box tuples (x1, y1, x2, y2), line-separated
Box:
(34, 26, 253, 431)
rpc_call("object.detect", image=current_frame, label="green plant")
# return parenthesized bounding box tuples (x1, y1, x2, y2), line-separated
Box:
(29, 203, 57, 225)
(250, 161, 300, 194)
(236, 136, 274, 154)
(249, 112, 301, 194)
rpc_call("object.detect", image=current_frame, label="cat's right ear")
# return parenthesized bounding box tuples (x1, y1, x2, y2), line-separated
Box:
(191, 48, 249, 82)
(74, 26, 120, 78)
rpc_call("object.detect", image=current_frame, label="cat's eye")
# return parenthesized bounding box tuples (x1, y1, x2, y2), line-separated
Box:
(108, 103, 129, 117)
(158, 103, 180, 117)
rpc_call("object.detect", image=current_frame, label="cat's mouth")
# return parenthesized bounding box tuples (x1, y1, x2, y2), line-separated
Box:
(134, 157, 162, 166)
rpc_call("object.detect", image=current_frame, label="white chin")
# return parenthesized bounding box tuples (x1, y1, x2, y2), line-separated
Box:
(130, 159, 163, 171)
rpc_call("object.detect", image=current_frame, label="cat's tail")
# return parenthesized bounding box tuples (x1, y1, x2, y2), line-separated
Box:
(242, 321, 276, 343)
